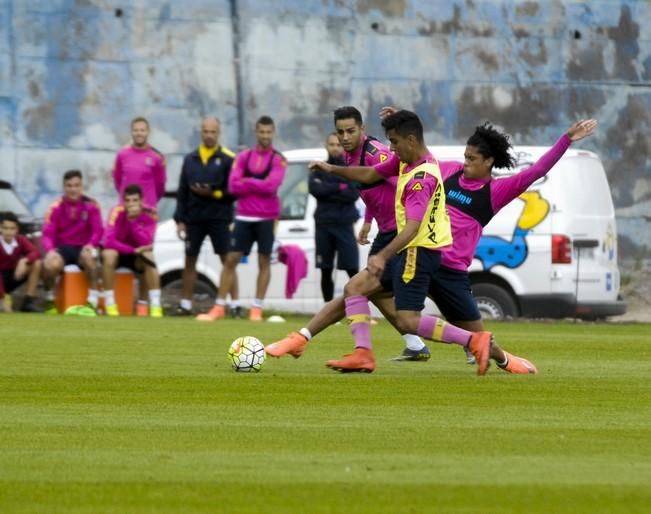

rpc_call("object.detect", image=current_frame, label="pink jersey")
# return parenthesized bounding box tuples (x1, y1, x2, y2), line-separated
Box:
(113, 145, 166, 209)
(228, 146, 287, 219)
(42, 196, 103, 252)
(440, 134, 573, 270)
(343, 136, 397, 232)
(102, 205, 158, 254)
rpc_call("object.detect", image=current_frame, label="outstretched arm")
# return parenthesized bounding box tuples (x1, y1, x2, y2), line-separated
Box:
(309, 160, 382, 184)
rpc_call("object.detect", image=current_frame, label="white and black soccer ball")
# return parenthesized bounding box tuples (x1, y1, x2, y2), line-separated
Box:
(228, 336, 266, 372)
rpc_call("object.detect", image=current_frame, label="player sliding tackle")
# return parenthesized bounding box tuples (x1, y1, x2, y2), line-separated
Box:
(267, 109, 597, 374)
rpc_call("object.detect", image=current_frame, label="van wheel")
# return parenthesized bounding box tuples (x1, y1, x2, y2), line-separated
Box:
(472, 283, 518, 320)
(161, 276, 217, 313)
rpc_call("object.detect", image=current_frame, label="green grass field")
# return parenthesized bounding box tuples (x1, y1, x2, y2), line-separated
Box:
(1, 315, 650, 513)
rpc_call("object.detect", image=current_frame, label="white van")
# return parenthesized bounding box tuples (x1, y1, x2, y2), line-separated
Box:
(154, 145, 626, 320)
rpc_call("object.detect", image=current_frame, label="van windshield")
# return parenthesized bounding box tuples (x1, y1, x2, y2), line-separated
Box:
(279, 162, 309, 220)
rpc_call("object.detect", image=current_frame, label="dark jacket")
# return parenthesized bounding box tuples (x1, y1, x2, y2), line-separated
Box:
(174, 146, 236, 223)
(309, 155, 360, 224)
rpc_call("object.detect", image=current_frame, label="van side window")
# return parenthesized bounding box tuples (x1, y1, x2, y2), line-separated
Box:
(279, 163, 310, 220)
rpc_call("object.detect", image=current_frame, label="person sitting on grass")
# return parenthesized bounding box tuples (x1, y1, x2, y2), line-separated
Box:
(101, 184, 162, 318)
(0, 211, 42, 312)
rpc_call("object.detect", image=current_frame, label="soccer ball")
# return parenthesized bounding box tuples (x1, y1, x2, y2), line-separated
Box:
(228, 336, 266, 372)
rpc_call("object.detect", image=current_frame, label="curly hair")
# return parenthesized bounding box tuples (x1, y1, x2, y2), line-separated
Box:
(466, 122, 516, 169)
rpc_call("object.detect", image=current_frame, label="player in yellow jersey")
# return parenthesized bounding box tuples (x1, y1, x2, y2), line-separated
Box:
(307, 110, 491, 374)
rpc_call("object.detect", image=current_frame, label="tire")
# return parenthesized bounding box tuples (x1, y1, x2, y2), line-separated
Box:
(471, 283, 518, 320)
(161, 275, 217, 313)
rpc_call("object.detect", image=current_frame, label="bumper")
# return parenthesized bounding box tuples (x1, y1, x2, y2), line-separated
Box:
(519, 294, 627, 319)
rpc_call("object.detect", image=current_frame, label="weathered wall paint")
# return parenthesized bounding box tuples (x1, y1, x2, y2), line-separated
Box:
(0, 0, 649, 255)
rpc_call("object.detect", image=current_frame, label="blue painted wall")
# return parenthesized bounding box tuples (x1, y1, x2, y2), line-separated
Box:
(0, 0, 649, 256)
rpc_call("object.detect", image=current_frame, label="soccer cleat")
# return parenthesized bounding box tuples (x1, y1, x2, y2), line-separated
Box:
(44, 300, 58, 315)
(249, 306, 263, 322)
(464, 347, 477, 365)
(196, 304, 225, 321)
(499, 351, 538, 374)
(173, 305, 192, 316)
(136, 303, 148, 317)
(20, 296, 39, 313)
(150, 306, 164, 318)
(230, 306, 244, 319)
(390, 346, 431, 362)
(105, 304, 120, 317)
(326, 348, 376, 373)
(468, 331, 491, 376)
(265, 332, 308, 358)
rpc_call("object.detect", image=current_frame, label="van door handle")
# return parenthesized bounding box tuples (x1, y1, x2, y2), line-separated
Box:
(289, 227, 308, 233)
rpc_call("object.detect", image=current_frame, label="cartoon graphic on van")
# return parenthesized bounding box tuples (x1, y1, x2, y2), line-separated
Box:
(475, 191, 550, 270)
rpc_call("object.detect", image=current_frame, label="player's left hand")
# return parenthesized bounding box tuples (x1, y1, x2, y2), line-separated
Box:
(379, 106, 398, 120)
(367, 254, 386, 277)
(190, 183, 214, 197)
(567, 119, 597, 141)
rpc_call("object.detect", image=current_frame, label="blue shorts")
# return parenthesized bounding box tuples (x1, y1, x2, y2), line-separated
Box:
(229, 219, 275, 255)
(57, 245, 83, 266)
(428, 266, 481, 322)
(369, 230, 397, 288)
(389, 247, 442, 311)
(186, 220, 231, 257)
(315, 223, 359, 270)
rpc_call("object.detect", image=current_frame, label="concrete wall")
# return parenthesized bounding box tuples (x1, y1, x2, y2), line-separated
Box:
(1, 0, 649, 256)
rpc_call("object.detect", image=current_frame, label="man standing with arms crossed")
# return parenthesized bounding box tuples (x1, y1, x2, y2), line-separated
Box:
(196, 116, 286, 322)
(174, 117, 240, 316)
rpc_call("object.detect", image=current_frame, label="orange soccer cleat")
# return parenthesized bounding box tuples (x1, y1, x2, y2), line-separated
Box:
(468, 331, 491, 376)
(326, 348, 376, 373)
(500, 351, 538, 374)
(248, 306, 263, 322)
(196, 304, 226, 321)
(265, 332, 308, 358)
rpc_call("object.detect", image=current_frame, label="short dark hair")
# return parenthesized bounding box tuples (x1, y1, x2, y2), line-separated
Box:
(381, 110, 424, 143)
(0, 211, 19, 225)
(124, 184, 143, 198)
(63, 169, 82, 183)
(256, 115, 274, 128)
(466, 122, 516, 169)
(131, 116, 149, 128)
(334, 106, 363, 126)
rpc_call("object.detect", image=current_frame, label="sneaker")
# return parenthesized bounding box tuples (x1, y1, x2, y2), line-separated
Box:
(196, 304, 225, 321)
(230, 306, 244, 319)
(249, 306, 263, 322)
(20, 296, 39, 313)
(390, 346, 431, 362)
(136, 303, 148, 317)
(499, 351, 538, 374)
(105, 304, 120, 317)
(150, 306, 164, 318)
(44, 300, 58, 315)
(326, 348, 376, 373)
(464, 347, 477, 365)
(173, 305, 192, 316)
(468, 331, 491, 376)
(265, 332, 308, 358)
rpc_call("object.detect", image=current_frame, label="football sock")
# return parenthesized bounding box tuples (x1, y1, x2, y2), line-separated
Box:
(87, 289, 99, 308)
(45, 290, 55, 301)
(345, 295, 372, 350)
(417, 315, 472, 346)
(149, 289, 161, 307)
(180, 298, 192, 310)
(229, 300, 240, 309)
(104, 290, 115, 306)
(299, 328, 312, 341)
(253, 298, 263, 308)
(216, 298, 226, 306)
(402, 333, 426, 351)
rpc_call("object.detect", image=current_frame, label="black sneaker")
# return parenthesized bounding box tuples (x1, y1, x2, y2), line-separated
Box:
(20, 296, 39, 313)
(173, 305, 193, 316)
(389, 346, 431, 362)
(230, 306, 244, 319)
